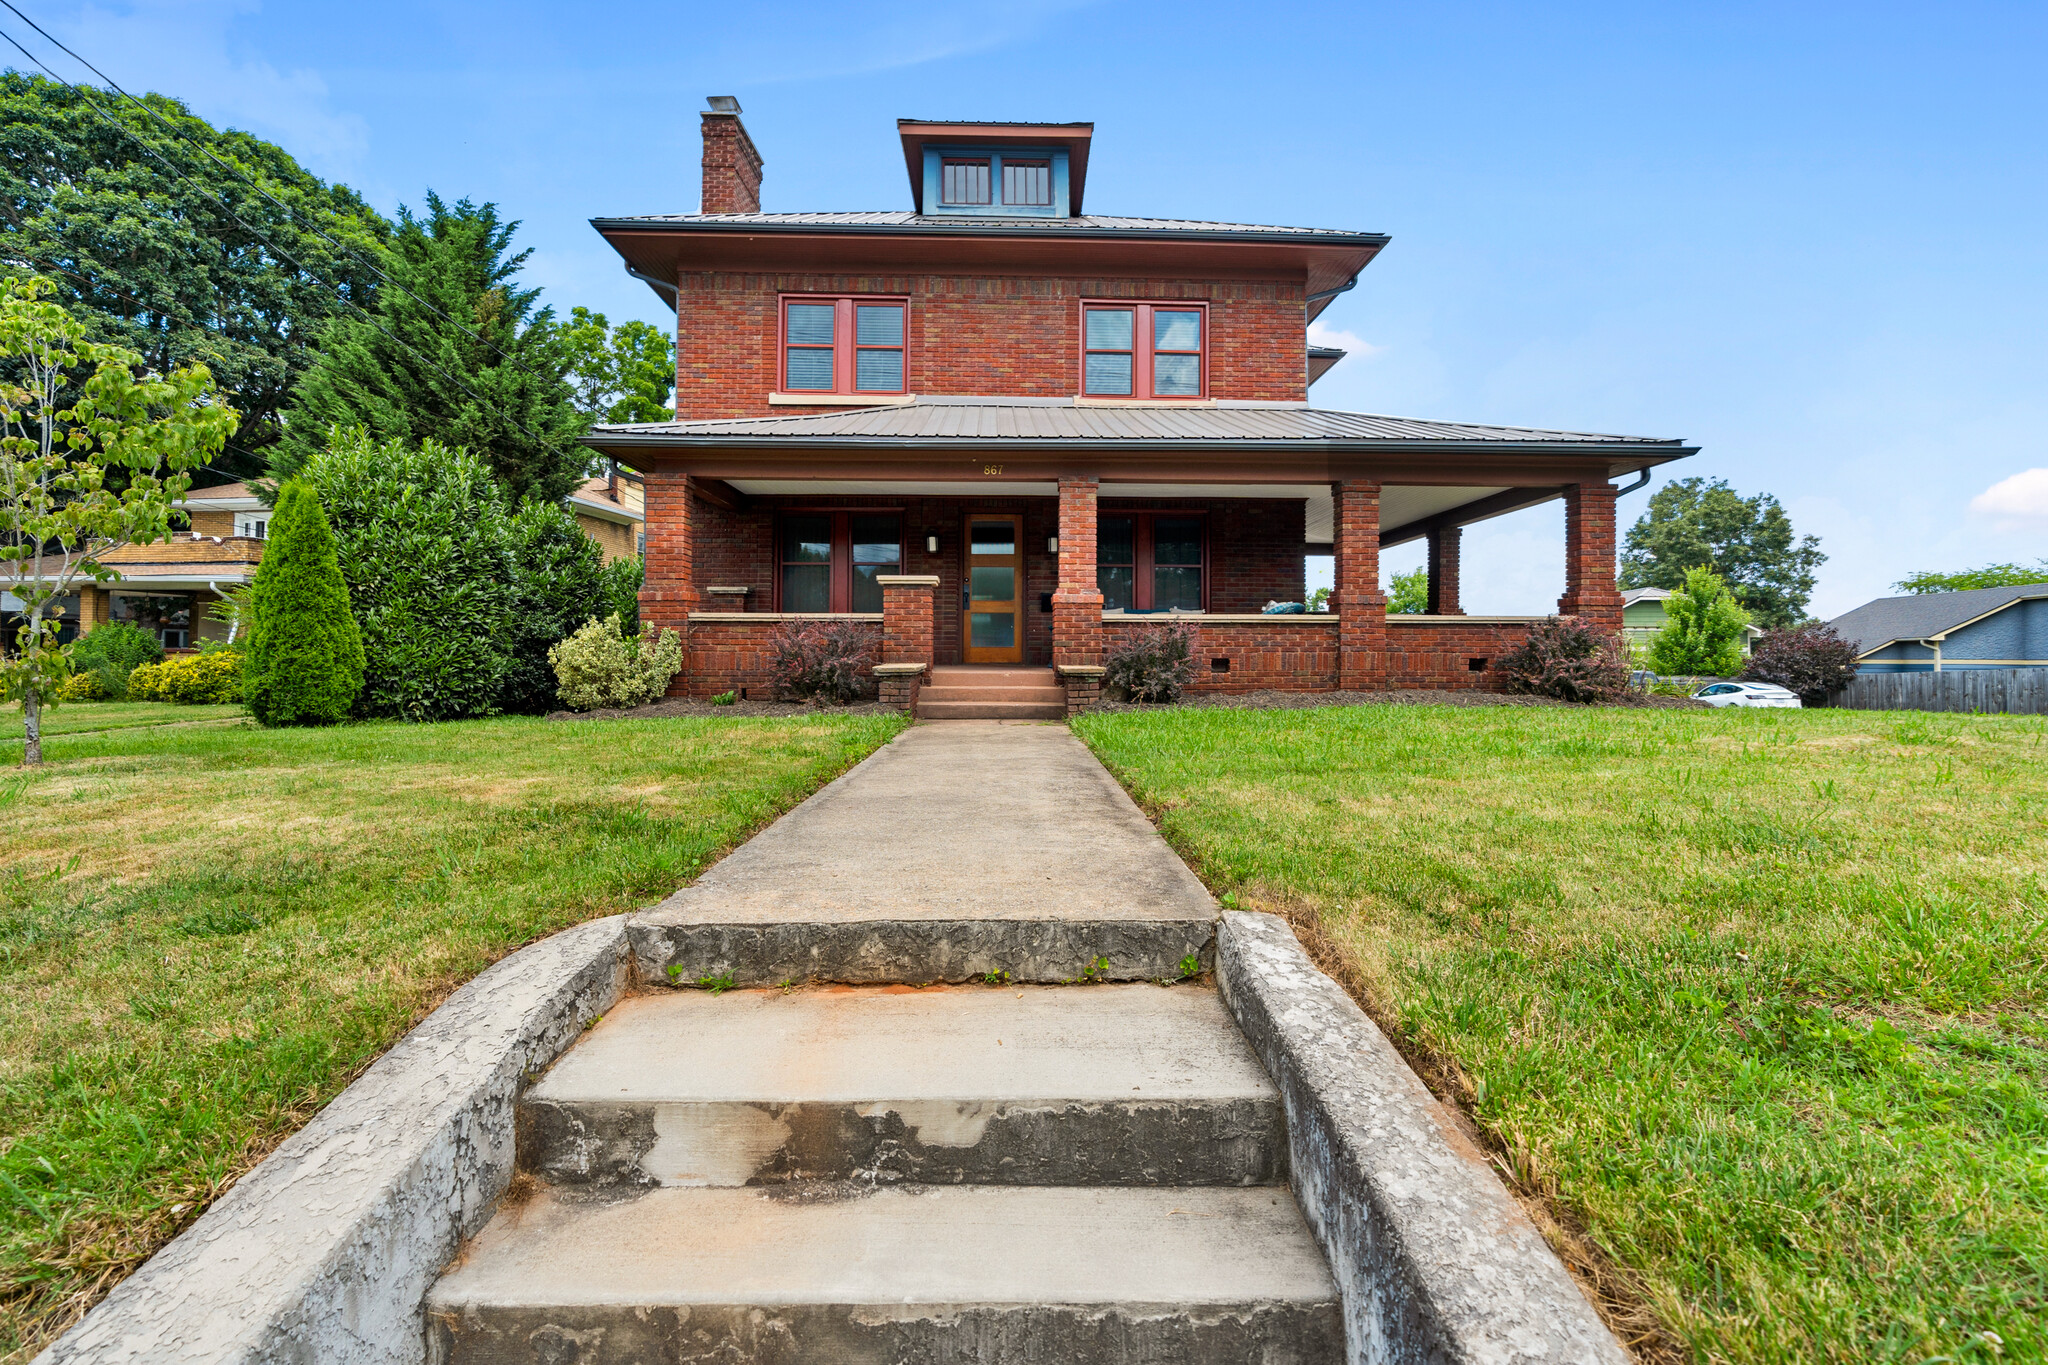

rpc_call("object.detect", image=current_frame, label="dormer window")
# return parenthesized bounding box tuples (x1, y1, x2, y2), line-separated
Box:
(941, 159, 991, 206)
(1003, 160, 1051, 206)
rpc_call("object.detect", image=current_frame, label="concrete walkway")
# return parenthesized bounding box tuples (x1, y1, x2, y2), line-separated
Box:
(631, 720, 1218, 984)
(427, 718, 1344, 1363)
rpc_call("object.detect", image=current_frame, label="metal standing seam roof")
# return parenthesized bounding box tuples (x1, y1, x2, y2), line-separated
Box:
(1828, 583, 2048, 652)
(587, 401, 1687, 450)
(589, 211, 1388, 244)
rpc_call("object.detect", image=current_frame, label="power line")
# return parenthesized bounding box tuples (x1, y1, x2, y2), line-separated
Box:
(0, 22, 583, 467)
(0, 0, 576, 396)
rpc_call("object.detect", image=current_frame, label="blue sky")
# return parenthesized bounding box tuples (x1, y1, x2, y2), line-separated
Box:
(17, 0, 2048, 616)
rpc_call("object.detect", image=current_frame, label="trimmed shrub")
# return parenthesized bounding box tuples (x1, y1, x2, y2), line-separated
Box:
(303, 430, 515, 722)
(1498, 617, 1633, 704)
(54, 670, 105, 702)
(1105, 623, 1197, 703)
(1742, 623, 1861, 704)
(1647, 567, 1751, 677)
(245, 481, 365, 726)
(128, 651, 244, 704)
(501, 499, 611, 714)
(769, 621, 877, 703)
(548, 613, 682, 711)
(69, 621, 162, 700)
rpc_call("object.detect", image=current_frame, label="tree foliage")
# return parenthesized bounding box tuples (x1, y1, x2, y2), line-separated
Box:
(0, 277, 234, 760)
(276, 194, 587, 503)
(69, 621, 162, 700)
(301, 430, 516, 721)
(560, 308, 674, 423)
(244, 480, 364, 726)
(1891, 561, 2048, 595)
(1646, 567, 1751, 677)
(1741, 623, 1861, 704)
(1387, 566, 1428, 614)
(0, 73, 387, 480)
(500, 499, 612, 714)
(1620, 477, 1823, 629)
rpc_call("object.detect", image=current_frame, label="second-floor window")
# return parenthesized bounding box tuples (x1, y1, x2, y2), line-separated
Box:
(783, 297, 908, 395)
(234, 514, 268, 539)
(1082, 303, 1206, 398)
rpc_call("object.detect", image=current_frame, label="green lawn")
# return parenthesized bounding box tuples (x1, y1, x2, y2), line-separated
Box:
(1075, 704, 2047, 1365)
(0, 710, 906, 1359)
(0, 700, 247, 742)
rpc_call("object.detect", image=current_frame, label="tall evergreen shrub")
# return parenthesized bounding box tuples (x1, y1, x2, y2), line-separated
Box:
(244, 481, 364, 725)
(500, 499, 610, 713)
(1647, 566, 1751, 678)
(302, 430, 516, 721)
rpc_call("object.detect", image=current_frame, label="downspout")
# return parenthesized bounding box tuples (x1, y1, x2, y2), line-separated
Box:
(1305, 273, 1359, 305)
(625, 264, 679, 301)
(1919, 638, 1942, 672)
(207, 580, 235, 645)
(1613, 468, 1653, 496)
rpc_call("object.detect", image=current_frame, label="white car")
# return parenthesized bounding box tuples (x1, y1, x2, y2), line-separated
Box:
(1693, 681, 1802, 709)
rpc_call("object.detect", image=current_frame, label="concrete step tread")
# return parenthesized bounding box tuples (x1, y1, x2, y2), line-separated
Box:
(533, 984, 1273, 1105)
(928, 667, 1057, 682)
(430, 1185, 1339, 1310)
(917, 686, 1067, 701)
(916, 701, 1067, 719)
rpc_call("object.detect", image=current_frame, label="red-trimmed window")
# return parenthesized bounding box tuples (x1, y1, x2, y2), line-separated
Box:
(778, 512, 903, 613)
(1002, 160, 1052, 206)
(781, 297, 908, 394)
(1097, 514, 1206, 611)
(1081, 303, 1206, 398)
(940, 159, 991, 206)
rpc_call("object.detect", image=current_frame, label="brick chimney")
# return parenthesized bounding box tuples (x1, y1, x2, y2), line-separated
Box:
(700, 96, 762, 215)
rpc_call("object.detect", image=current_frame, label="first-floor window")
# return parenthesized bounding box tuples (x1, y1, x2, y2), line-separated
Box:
(778, 512, 903, 613)
(112, 592, 193, 648)
(1098, 514, 1205, 611)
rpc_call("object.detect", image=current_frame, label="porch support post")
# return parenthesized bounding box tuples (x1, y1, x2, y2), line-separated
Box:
(1334, 479, 1387, 690)
(876, 574, 939, 712)
(1557, 480, 1624, 631)
(639, 471, 700, 694)
(1053, 476, 1102, 668)
(1425, 526, 1463, 616)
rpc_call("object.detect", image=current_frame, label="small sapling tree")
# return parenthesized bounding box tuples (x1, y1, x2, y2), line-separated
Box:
(0, 278, 235, 763)
(1647, 567, 1751, 678)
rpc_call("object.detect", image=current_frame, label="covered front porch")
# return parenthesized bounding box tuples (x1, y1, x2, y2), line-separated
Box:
(587, 399, 1694, 708)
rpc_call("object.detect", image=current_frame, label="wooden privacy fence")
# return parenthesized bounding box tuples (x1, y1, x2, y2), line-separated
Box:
(1831, 668, 2048, 715)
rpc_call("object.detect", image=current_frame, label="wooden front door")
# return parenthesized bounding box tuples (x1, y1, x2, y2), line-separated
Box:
(963, 514, 1025, 664)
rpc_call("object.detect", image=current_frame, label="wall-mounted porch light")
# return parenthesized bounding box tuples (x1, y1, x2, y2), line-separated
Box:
(926, 533, 940, 554)
(1047, 535, 1059, 555)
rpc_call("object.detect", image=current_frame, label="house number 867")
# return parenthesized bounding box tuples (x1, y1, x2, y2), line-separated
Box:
(983, 464, 1003, 475)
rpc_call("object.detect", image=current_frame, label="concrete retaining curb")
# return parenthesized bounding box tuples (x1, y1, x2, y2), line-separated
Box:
(36, 916, 633, 1365)
(1216, 911, 1629, 1365)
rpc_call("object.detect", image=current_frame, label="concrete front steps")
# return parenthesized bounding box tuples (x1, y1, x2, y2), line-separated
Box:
(916, 664, 1066, 720)
(427, 984, 1342, 1364)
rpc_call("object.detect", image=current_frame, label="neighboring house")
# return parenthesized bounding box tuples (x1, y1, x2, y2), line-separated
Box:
(569, 467, 646, 563)
(584, 101, 1698, 698)
(1621, 586, 1765, 656)
(1829, 583, 2048, 673)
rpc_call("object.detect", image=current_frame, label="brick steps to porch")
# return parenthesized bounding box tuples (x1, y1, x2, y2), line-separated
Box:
(917, 664, 1066, 720)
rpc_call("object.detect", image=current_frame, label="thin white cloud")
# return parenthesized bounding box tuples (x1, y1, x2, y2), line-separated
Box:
(707, 0, 1099, 87)
(1306, 321, 1387, 361)
(1968, 468, 2048, 531)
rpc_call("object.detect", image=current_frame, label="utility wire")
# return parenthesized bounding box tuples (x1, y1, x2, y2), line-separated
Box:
(0, 22, 582, 465)
(0, 0, 578, 395)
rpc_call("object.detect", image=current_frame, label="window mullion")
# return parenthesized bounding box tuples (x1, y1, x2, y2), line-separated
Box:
(835, 300, 855, 394)
(1135, 304, 1154, 399)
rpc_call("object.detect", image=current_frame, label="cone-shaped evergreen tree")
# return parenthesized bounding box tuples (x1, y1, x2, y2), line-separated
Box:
(244, 481, 365, 725)
(273, 192, 587, 503)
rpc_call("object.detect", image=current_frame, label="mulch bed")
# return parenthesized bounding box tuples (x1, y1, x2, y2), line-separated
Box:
(548, 696, 893, 722)
(1088, 688, 1706, 713)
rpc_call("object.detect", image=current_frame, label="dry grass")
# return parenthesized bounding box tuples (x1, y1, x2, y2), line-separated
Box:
(1077, 703, 2048, 1365)
(0, 708, 906, 1359)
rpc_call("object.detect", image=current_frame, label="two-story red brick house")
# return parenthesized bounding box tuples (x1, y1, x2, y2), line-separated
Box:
(584, 101, 1696, 714)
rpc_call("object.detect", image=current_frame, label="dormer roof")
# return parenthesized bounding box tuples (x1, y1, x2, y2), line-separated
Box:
(898, 120, 1093, 214)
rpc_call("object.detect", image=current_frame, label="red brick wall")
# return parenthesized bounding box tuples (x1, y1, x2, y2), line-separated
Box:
(1385, 618, 1539, 690)
(1558, 482, 1623, 630)
(673, 273, 1307, 418)
(700, 112, 762, 214)
(881, 580, 935, 663)
(684, 619, 881, 699)
(1104, 618, 1341, 694)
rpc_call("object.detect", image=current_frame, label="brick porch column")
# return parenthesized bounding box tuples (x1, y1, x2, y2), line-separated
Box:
(876, 574, 938, 711)
(1052, 476, 1102, 668)
(1425, 526, 1464, 616)
(1334, 480, 1387, 690)
(639, 471, 700, 694)
(1557, 481, 1624, 631)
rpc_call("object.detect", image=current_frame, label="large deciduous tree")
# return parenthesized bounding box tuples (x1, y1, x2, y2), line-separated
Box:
(0, 278, 234, 762)
(276, 194, 588, 504)
(1892, 561, 2048, 594)
(1619, 477, 1824, 629)
(560, 307, 674, 424)
(0, 73, 386, 481)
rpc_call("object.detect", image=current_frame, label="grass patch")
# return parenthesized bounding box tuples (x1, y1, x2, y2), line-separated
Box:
(0, 710, 905, 1357)
(0, 701, 247, 741)
(1074, 704, 2047, 1365)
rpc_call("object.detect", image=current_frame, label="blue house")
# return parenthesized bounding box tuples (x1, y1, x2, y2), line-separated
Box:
(1829, 582, 2048, 673)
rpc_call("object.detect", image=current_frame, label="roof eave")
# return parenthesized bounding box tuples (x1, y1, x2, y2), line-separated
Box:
(581, 431, 1696, 459)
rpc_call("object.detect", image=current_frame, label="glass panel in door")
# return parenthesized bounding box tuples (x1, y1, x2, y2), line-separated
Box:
(964, 515, 1024, 664)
